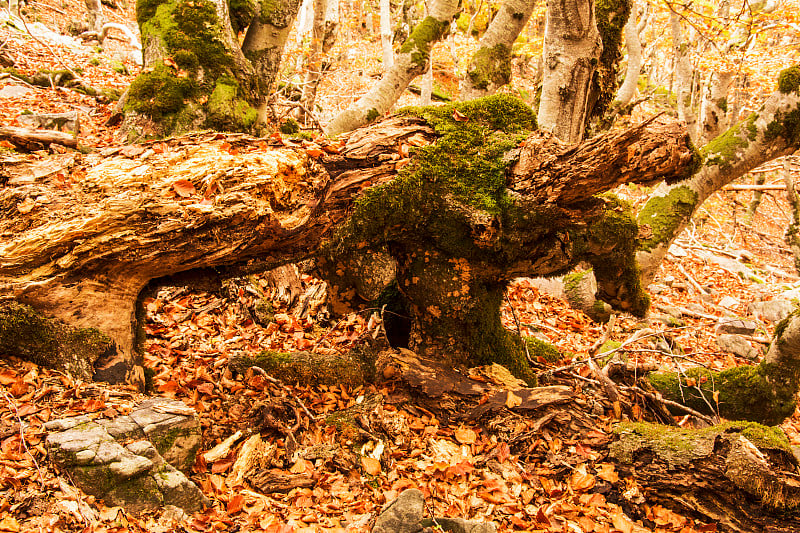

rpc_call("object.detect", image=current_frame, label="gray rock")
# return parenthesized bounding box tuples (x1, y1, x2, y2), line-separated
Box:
(716, 334, 760, 360)
(563, 270, 611, 323)
(0, 85, 34, 98)
(45, 397, 206, 516)
(373, 489, 424, 533)
(128, 398, 201, 472)
(97, 415, 142, 439)
(715, 317, 758, 336)
(749, 299, 795, 323)
(372, 489, 496, 533)
(718, 296, 740, 309)
(667, 244, 687, 257)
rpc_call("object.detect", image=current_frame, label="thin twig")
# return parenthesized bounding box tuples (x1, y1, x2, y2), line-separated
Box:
(621, 385, 716, 425)
(1, 391, 46, 491)
(505, 293, 534, 366)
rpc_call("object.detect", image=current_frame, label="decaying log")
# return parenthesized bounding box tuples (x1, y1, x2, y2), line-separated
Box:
(0, 126, 78, 151)
(611, 422, 800, 532)
(0, 106, 694, 387)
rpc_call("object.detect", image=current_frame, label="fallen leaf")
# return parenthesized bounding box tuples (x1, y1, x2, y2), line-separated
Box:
(505, 391, 522, 408)
(454, 426, 477, 445)
(361, 456, 381, 476)
(595, 463, 619, 483)
(227, 493, 245, 514)
(172, 179, 197, 197)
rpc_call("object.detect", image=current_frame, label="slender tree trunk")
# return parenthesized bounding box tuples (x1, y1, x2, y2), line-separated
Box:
(783, 156, 800, 273)
(458, 0, 539, 100)
(637, 66, 800, 282)
(380, 0, 394, 69)
(613, 4, 642, 108)
(698, 70, 734, 144)
(85, 0, 103, 33)
(299, 0, 338, 124)
(242, 0, 303, 121)
(325, 0, 460, 136)
(537, 0, 602, 143)
(670, 12, 697, 140)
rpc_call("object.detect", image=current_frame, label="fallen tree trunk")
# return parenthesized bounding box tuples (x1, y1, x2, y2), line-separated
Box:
(611, 421, 800, 532)
(0, 96, 695, 388)
(0, 126, 78, 151)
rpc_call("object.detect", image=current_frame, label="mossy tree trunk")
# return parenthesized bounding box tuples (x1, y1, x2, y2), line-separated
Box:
(611, 421, 800, 532)
(124, 0, 292, 138)
(0, 97, 696, 388)
(458, 0, 539, 101)
(646, 307, 800, 426)
(636, 66, 800, 284)
(324, 0, 459, 136)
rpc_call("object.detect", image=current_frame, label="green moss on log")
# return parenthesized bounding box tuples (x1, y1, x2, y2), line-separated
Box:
(526, 337, 566, 364)
(637, 185, 698, 252)
(646, 362, 798, 425)
(0, 302, 115, 381)
(228, 348, 375, 386)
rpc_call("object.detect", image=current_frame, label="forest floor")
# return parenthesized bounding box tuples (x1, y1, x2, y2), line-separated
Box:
(2, 1, 800, 532)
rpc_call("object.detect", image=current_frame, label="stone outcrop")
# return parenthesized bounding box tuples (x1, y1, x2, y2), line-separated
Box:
(373, 489, 496, 533)
(45, 397, 207, 514)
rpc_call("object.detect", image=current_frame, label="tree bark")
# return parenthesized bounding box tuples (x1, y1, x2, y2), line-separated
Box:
(612, 3, 642, 108)
(0, 102, 694, 388)
(637, 66, 800, 283)
(537, 0, 603, 143)
(299, 0, 338, 124)
(698, 71, 734, 144)
(458, 0, 539, 101)
(125, 0, 261, 138)
(670, 12, 697, 141)
(611, 421, 800, 533)
(324, 0, 460, 136)
(242, 0, 303, 120)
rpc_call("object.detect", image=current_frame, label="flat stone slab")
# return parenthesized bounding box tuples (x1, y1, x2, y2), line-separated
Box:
(45, 397, 207, 515)
(373, 489, 496, 533)
(715, 317, 758, 336)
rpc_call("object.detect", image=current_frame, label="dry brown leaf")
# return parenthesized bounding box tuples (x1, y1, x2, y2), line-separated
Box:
(610, 508, 634, 533)
(505, 390, 522, 408)
(361, 456, 381, 476)
(595, 463, 619, 483)
(172, 179, 197, 197)
(454, 426, 477, 445)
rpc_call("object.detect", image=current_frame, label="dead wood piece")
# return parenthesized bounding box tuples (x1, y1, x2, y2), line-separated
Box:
(392, 349, 490, 398)
(246, 469, 315, 493)
(467, 386, 575, 419)
(611, 422, 800, 532)
(0, 126, 77, 151)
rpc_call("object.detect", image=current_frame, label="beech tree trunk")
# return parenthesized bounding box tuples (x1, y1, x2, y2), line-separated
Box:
(324, 0, 460, 136)
(0, 98, 695, 389)
(698, 71, 734, 144)
(612, 2, 643, 109)
(299, 0, 338, 124)
(637, 66, 800, 283)
(537, 0, 603, 143)
(124, 0, 262, 138)
(670, 12, 698, 141)
(458, 0, 539, 101)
